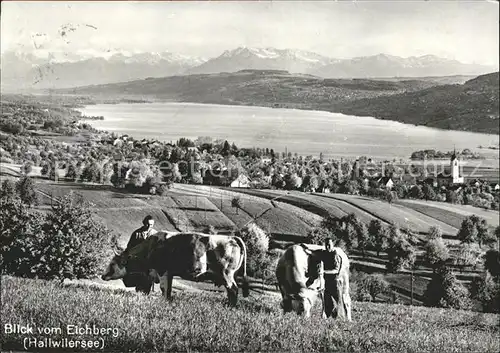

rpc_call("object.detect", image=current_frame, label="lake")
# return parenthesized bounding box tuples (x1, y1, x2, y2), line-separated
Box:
(78, 102, 499, 163)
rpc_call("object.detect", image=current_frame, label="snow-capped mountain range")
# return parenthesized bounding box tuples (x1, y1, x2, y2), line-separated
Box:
(187, 47, 340, 75)
(1, 50, 207, 90)
(1, 47, 496, 90)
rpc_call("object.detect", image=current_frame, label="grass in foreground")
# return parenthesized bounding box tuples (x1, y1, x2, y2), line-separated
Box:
(1, 276, 499, 352)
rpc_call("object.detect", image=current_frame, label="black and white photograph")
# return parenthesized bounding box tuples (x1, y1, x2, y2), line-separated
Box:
(1, 0, 499, 352)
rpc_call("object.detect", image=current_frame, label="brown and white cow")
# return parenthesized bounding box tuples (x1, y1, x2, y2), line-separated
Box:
(101, 232, 249, 306)
(276, 243, 351, 319)
(276, 244, 324, 318)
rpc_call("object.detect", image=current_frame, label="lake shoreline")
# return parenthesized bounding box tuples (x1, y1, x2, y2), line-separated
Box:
(77, 101, 499, 164)
(84, 98, 499, 137)
(79, 100, 500, 137)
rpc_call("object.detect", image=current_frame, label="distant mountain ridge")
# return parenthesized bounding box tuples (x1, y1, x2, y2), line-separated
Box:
(1, 50, 207, 90)
(310, 53, 493, 78)
(1, 46, 496, 91)
(186, 47, 340, 75)
(190, 48, 494, 79)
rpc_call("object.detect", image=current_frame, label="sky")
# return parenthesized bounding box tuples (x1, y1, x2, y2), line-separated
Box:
(1, 1, 499, 66)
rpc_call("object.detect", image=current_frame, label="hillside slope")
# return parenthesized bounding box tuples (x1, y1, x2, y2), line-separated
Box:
(335, 72, 499, 134)
(57, 69, 440, 106)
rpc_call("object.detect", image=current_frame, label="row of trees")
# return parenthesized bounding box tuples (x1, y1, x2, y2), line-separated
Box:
(309, 209, 499, 312)
(308, 214, 418, 273)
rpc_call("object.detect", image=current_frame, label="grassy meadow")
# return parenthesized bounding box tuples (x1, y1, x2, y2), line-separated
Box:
(18, 180, 498, 303)
(2, 276, 499, 353)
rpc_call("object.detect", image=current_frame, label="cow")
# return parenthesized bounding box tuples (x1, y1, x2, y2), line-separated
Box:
(101, 232, 249, 306)
(276, 243, 351, 320)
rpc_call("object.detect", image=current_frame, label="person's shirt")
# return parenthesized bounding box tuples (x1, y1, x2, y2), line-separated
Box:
(319, 250, 342, 277)
(126, 226, 158, 250)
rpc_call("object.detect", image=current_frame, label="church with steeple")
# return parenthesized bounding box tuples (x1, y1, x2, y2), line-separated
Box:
(450, 149, 464, 184)
(436, 148, 464, 187)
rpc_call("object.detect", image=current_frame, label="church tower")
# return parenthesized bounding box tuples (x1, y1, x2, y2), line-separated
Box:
(451, 148, 464, 184)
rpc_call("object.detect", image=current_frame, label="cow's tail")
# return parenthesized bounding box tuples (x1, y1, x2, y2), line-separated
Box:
(233, 235, 249, 297)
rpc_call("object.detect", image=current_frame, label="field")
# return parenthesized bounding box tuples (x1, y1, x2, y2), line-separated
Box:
(2, 276, 499, 353)
(174, 184, 322, 235)
(318, 193, 459, 237)
(397, 199, 499, 228)
(227, 188, 472, 238)
(15, 180, 498, 308)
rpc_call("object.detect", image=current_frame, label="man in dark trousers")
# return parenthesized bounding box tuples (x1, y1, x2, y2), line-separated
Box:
(124, 215, 158, 294)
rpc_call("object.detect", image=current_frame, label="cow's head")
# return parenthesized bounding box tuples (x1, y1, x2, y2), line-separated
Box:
(188, 236, 210, 278)
(290, 288, 317, 318)
(101, 248, 128, 281)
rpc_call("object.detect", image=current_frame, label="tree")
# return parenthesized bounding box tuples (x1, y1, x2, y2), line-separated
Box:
(177, 137, 195, 148)
(40, 193, 115, 280)
(484, 250, 500, 277)
(392, 184, 407, 199)
(423, 265, 471, 309)
(424, 238, 449, 271)
(1, 192, 115, 281)
(15, 176, 38, 207)
(0, 179, 16, 199)
(271, 174, 285, 189)
(457, 215, 493, 247)
(427, 226, 443, 240)
(169, 147, 184, 163)
(0, 195, 45, 276)
(307, 227, 331, 245)
(457, 216, 479, 244)
(81, 161, 102, 183)
(65, 162, 81, 182)
(126, 161, 149, 187)
(21, 161, 33, 175)
(237, 223, 270, 278)
(409, 185, 424, 199)
(385, 190, 397, 204)
(221, 140, 231, 157)
(454, 243, 482, 272)
(231, 196, 243, 214)
(309, 175, 320, 191)
(111, 162, 128, 188)
(473, 215, 494, 247)
(101, 162, 113, 184)
(342, 180, 359, 195)
(422, 184, 436, 201)
(446, 190, 458, 204)
(386, 226, 416, 272)
(286, 173, 302, 190)
(355, 222, 371, 256)
(41, 161, 53, 178)
(368, 219, 387, 256)
(356, 274, 391, 302)
(470, 275, 500, 313)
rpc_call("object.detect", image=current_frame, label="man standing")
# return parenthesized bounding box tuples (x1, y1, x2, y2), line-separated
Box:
(318, 238, 352, 321)
(125, 215, 158, 294)
(127, 215, 158, 250)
